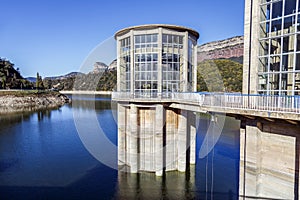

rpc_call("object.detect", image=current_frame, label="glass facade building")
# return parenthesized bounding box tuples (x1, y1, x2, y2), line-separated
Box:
(250, 0, 300, 95)
(115, 25, 199, 98)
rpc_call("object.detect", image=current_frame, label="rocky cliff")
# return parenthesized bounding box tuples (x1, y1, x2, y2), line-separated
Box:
(198, 36, 244, 63)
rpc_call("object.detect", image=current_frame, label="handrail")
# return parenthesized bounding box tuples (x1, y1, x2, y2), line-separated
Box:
(112, 91, 300, 114)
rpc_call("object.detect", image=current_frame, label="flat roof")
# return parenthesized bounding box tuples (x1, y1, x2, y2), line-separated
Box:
(114, 24, 199, 39)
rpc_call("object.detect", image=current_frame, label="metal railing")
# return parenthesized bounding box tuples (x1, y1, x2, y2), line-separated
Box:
(112, 91, 300, 114)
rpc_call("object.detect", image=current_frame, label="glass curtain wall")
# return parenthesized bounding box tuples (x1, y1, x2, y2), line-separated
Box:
(188, 37, 196, 91)
(118, 28, 197, 98)
(162, 34, 184, 95)
(259, 0, 300, 95)
(120, 37, 131, 92)
(134, 34, 158, 97)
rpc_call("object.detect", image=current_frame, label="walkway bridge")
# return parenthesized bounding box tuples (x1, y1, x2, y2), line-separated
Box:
(113, 92, 300, 199)
(112, 92, 300, 121)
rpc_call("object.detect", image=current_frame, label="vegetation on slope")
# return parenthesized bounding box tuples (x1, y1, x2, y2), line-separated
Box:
(0, 58, 33, 89)
(197, 59, 243, 92)
(44, 70, 117, 91)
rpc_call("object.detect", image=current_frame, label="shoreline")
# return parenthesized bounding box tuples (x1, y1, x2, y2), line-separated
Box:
(59, 90, 112, 95)
(0, 91, 70, 114)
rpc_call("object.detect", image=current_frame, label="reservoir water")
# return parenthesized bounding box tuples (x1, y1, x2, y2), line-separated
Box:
(0, 95, 240, 200)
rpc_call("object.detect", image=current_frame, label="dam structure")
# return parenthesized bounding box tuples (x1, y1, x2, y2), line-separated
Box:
(113, 11, 300, 198)
(113, 24, 199, 176)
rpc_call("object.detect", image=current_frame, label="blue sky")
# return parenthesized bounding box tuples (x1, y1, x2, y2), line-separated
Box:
(0, 0, 245, 77)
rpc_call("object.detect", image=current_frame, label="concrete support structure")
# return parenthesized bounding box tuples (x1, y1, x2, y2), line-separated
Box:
(117, 103, 196, 174)
(129, 104, 138, 173)
(118, 104, 126, 167)
(239, 119, 300, 199)
(155, 104, 164, 176)
(241, 0, 300, 197)
(243, 0, 260, 94)
(178, 110, 187, 172)
(188, 111, 197, 164)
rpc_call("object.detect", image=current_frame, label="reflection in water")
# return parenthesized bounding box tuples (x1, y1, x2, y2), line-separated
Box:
(116, 166, 196, 199)
(69, 94, 112, 111)
(0, 95, 240, 199)
(116, 115, 240, 200)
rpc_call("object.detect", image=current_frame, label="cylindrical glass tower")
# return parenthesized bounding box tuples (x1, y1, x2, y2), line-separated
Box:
(115, 24, 199, 98)
(114, 25, 199, 175)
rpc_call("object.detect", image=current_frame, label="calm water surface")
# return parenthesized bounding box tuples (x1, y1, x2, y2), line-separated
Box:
(0, 95, 240, 200)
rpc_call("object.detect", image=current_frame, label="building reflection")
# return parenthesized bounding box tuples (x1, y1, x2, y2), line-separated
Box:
(116, 165, 196, 199)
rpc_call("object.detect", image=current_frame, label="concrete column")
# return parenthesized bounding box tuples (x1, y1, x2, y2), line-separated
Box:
(188, 111, 196, 164)
(239, 125, 246, 198)
(240, 123, 260, 198)
(129, 104, 138, 173)
(117, 37, 121, 91)
(193, 43, 198, 92)
(178, 110, 187, 172)
(183, 31, 189, 92)
(118, 104, 126, 167)
(157, 28, 162, 96)
(130, 30, 134, 95)
(155, 104, 164, 176)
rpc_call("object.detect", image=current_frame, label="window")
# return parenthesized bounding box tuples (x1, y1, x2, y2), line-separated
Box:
(134, 34, 158, 52)
(120, 37, 131, 92)
(161, 34, 184, 93)
(285, 0, 296, 16)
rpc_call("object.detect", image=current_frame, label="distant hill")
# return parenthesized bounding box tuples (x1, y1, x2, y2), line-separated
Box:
(92, 62, 108, 74)
(198, 36, 244, 64)
(26, 77, 37, 83)
(108, 59, 117, 71)
(0, 58, 33, 89)
(42, 70, 117, 91)
(44, 72, 84, 81)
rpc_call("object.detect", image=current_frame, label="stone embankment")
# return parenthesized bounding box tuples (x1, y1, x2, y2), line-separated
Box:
(0, 92, 70, 114)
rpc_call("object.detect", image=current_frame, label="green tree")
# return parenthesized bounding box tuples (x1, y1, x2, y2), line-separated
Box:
(2, 77, 6, 89)
(36, 72, 44, 91)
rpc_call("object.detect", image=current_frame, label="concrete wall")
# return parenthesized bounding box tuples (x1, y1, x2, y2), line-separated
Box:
(240, 119, 300, 199)
(117, 103, 196, 175)
(243, 0, 260, 94)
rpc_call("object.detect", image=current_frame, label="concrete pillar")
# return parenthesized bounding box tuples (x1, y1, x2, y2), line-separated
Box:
(178, 110, 187, 172)
(183, 31, 189, 92)
(117, 37, 121, 91)
(243, 0, 260, 94)
(129, 104, 138, 173)
(157, 28, 162, 96)
(239, 123, 261, 198)
(239, 126, 246, 198)
(239, 120, 298, 199)
(188, 111, 196, 164)
(130, 30, 134, 95)
(155, 104, 164, 176)
(193, 43, 198, 92)
(118, 104, 126, 167)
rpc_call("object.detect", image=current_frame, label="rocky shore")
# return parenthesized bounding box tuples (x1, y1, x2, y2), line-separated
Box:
(0, 91, 70, 114)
